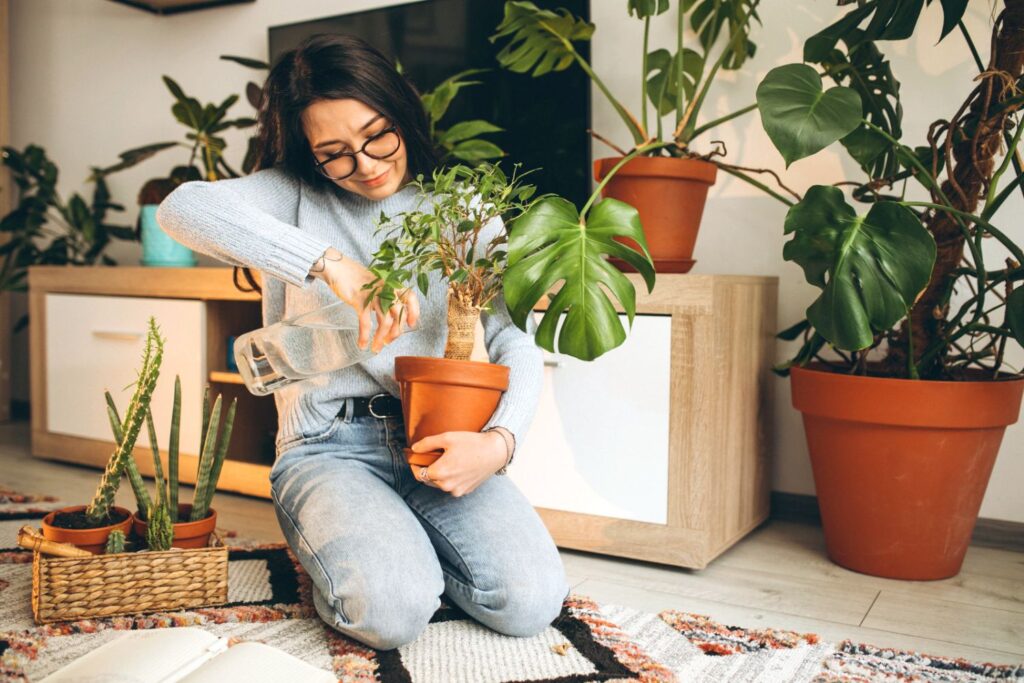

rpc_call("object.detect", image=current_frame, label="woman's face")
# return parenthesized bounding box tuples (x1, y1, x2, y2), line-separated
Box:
(302, 98, 411, 200)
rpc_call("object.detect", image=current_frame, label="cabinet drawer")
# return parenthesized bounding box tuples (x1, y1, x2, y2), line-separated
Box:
(509, 313, 672, 524)
(45, 294, 206, 453)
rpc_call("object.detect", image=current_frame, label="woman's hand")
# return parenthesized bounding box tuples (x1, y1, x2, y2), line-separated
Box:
(311, 247, 419, 352)
(409, 430, 509, 497)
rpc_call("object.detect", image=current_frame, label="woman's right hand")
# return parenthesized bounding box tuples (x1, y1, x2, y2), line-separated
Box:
(310, 247, 419, 352)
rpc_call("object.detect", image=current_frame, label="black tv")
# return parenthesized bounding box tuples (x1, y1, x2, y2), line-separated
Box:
(269, 0, 592, 209)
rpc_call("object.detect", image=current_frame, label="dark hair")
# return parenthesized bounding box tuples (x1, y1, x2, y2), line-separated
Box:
(233, 34, 439, 293)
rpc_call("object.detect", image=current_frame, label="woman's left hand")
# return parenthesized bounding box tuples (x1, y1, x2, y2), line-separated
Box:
(409, 430, 508, 497)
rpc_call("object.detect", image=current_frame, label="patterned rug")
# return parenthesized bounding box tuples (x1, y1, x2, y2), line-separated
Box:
(0, 486, 1021, 682)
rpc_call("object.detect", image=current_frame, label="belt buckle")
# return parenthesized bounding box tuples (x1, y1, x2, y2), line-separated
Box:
(367, 393, 391, 419)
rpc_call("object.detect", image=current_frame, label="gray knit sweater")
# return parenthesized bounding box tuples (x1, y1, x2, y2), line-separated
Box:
(155, 167, 542, 451)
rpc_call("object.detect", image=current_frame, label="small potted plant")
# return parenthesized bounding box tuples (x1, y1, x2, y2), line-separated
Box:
(41, 317, 163, 554)
(490, 0, 763, 273)
(366, 161, 656, 464)
(115, 380, 237, 550)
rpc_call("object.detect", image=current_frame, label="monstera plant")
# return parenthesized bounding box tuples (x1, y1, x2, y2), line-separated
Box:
(491, 0, 764, 273)
(751, 0, 1024, 582)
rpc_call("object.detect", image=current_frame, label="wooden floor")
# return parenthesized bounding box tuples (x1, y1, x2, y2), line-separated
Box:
(3, 421, 1022, 665)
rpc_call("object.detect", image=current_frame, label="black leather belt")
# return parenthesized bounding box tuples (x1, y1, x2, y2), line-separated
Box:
(340, 393, 403, 419)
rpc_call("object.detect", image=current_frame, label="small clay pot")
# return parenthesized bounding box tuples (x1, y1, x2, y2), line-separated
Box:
(395, 356, 510, 467)
(41, 505, 134, 555)
(133, 503, 217, 549)
(594, 156, 717, 274)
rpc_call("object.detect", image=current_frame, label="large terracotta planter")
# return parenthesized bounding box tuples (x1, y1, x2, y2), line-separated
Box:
(133, 503, 217, 549)
(593, 156, 717, 274)
(790, 365, 1024, 580)
(395, 356, 510, 467)
(41, 505, 134, 555)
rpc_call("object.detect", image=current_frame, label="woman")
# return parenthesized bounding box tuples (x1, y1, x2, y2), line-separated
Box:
(156, 33, 570, 650)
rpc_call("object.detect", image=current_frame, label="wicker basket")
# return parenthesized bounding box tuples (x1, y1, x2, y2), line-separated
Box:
(31, 534, 228, 624)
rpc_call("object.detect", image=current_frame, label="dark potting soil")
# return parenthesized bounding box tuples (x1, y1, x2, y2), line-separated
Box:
(50, 508, 129, 530)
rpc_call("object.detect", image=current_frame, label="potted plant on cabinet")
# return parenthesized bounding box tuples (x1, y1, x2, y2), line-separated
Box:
(753, 0, 1024, 580)
(109, 380, 237, 550)
(365, 161, 656, 464)
(490, 0, 764, 273)
(40, 317, 163, 553)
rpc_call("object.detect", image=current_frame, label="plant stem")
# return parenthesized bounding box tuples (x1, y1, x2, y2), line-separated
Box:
(580, 141, 673, 217)
(901, 201, 1024, 263)
(689, 103, 758, 140)
(642, 17, 650, 138)
(676, 0, 685, 130)
(715, 164, 796, 206)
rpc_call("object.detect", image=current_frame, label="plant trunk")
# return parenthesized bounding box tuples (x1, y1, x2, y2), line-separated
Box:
(445, 295, 479, 361)
(886, 0, 1024, 378)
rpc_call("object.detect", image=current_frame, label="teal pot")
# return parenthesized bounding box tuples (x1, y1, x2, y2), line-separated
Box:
(140, 204, 197, 267)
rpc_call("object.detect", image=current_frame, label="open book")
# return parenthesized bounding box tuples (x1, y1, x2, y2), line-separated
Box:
(40, 627, 336, 683)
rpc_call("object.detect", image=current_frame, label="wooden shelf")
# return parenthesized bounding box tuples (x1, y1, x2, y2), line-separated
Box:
(209, 371, 244, 385)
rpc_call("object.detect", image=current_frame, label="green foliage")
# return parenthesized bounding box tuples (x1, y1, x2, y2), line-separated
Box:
(190, 393, 237, 522)
(86, 318, 164, 524)
(782, 186, 936, 351)
(687, 0, 759, 70)
(0, 145, 135, 294)
(419, 69, 507, 165)
(756, 64, 862, 167)
(364, 162, 539, 325)
(104, 390, 152, 519)
(146, 484, 174, 552)
(104, 529, 126, 554)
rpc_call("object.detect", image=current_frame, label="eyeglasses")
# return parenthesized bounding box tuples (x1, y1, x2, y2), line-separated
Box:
(312, 125, 402, 181)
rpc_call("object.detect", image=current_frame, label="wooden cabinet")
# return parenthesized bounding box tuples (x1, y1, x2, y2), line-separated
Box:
(30, 266, 777, 569)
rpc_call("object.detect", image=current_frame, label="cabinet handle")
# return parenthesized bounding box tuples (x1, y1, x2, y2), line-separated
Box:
(92, 330, 144, 342)
(543, 353, 562, 368)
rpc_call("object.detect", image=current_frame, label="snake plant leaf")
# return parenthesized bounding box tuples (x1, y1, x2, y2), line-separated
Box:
(1007, 287, 1024, 349)
(503, 196, 655, 361)
(490, 1, 594, 78)
(756, 64, 862, 167)
(783, 185, 936, 350)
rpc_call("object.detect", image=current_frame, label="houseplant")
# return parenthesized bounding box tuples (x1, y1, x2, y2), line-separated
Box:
(366, 160, 656, 464)
(110, 380, 237, 550)
(752, 0, 1024, 579)
(40, 317, 163, 553)
(490, 0, 763, 272)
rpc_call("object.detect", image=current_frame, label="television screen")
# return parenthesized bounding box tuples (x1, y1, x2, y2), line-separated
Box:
(269, 0, 591, 209)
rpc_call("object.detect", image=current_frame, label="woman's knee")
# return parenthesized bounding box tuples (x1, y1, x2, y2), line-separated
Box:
(477, 564, 571, 638)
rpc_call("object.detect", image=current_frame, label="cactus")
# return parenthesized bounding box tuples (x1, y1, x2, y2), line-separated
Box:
(85, 318, 164, 525)
(105, 391, 152, 520)
(190, 396, 236, 521)
(105, 529, 126, 554)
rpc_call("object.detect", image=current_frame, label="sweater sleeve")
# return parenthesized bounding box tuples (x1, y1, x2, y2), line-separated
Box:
(155, 166, 333, 288)
(478, 214, 544, 444)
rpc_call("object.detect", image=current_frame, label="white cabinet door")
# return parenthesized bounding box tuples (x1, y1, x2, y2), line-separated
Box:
(509, 313, 672, 524)
(45, 294, 206, 454)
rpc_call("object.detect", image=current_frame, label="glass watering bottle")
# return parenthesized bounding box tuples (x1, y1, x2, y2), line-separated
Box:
(233, 300, 397, 396)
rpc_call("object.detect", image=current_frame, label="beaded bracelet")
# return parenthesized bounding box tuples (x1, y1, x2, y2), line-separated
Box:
(483, 427, 515, 475)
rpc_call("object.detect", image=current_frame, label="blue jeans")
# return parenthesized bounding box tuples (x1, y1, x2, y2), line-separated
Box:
(269, 397, 571, 650)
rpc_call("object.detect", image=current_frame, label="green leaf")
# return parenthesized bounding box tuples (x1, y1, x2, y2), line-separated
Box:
(490, 1, 594, 78)
(756, 64, 862, 167)
(439, 120, 504, 145)
(646, 48, 703, 117)
(1007, 287, 1024, 348)
(417, 272, 430, 296)
(782, 185, 936, 350)
(627, 0, 669, 18)
(503, 196, 655, 361)
(689, 0, 760, 70)
(938, 0, 969, 40)
(451, 139, 505, 162)
(219, 54, 270, 70)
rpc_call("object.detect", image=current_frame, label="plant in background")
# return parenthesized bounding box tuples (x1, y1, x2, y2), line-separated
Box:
(0, 145, 136, 299)
(752, 0, 1024, 381)
(104, 529, 126, 554)
(366, 160, 656, 360)
(415, 67, 507, 164)
(85, 317, 164, 525)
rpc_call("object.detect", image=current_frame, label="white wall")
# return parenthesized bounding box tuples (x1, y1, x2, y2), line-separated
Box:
(10, 0, 1023, 521)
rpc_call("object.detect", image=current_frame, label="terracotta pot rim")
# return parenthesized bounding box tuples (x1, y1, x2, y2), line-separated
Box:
(133, 504, 216, 537)
(790, 363, 1024, 428)
(395, 355, 510, 390)
(41, 505, 133, 532)
(594, 155, 718, 183)
(791, 362, 1024, 386)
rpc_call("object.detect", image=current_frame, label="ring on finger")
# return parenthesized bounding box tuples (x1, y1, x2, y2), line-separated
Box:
(418, 466, 432, 484)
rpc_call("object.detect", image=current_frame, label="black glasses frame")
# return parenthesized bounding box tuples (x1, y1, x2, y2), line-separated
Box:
(312, 125, 402, 181)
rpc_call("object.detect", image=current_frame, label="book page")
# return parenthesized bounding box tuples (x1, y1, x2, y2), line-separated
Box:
(40, 628, 224, 683)
(178, 641, 336, 683)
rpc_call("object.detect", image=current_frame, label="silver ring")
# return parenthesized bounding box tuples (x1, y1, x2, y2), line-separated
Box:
(418, 466, 432, 484)
(367, 392, 390, 419)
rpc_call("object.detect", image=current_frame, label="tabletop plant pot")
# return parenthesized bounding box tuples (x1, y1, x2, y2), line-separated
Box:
(790, 365, 1024, 580)
(133, 503, 218, 550)
(41, 505, 134, 555)
(594, 156, 717, 273)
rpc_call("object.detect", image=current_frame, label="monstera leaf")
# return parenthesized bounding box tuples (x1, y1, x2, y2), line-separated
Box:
(757, 64, 862, 167)
(783, 185, 936, 350)
(490, 1, 593, 77)
(646, 48, 703, 117)
(1007, 287, 1024, 349)
(503, 197, 655, 361)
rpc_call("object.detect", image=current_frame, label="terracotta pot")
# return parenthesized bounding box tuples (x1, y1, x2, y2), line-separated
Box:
(395, 356, 510, 466)
(133, 503, 217, 549)
(593, 156, 717, 274)
(790, 365, 1024, 580)
(41, 505, 134, 555)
